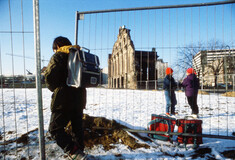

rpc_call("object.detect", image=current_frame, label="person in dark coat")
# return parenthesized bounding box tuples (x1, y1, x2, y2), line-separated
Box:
(182, 68, 200, 117)
(163, 67, 177, 116)
(45, 36, 87, 159)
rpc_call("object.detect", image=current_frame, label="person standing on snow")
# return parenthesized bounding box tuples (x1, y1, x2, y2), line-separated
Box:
(45, 36, 87, 159)
(181, 68, 200, 118)
(163, 67, 177, 116)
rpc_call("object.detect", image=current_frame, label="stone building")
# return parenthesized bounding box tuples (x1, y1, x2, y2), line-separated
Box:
(156, 59, 168, 79)
(108, 26, 158, 89)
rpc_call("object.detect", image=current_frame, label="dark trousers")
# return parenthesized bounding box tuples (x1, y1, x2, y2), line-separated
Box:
(187, 96, 199, 114)
(49, 107, 84, 153)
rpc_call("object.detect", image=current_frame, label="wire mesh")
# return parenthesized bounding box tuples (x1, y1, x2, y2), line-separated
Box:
(0, 1, 235, 159)
(0, 0, 43, 159)
(76, 2, 235, 137)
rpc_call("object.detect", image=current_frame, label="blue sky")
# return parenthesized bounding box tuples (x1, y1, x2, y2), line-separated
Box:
(0, 0, 234, 75)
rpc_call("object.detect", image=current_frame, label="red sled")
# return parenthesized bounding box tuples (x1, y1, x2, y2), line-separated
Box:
(147, 114, 176, 141)
(177, 119, 203, 145)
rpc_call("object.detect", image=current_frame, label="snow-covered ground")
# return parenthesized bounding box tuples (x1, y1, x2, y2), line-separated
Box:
(0, 88, 235, 159)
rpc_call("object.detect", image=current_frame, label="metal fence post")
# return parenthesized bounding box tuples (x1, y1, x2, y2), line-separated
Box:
(33, 0, 46, 159)
(75, 11, 79, 45)
(75, 11, 84, 45)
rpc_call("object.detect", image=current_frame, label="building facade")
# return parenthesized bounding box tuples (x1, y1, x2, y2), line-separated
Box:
(156, 59, 168, 79)
(108, 27, 159, 89)
(193, 49, 235, 87)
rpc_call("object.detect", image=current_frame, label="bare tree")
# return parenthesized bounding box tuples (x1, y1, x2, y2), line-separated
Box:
(205, 58, 224, 87)
(175, 40, 229, 80)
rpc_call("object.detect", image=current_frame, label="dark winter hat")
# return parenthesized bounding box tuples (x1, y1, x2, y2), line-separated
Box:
(166, 67, 173, 75)
(52, 36, 72, 50)
(186, 68, 195, 74)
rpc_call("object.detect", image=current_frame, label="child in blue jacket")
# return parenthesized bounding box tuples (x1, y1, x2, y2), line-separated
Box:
(163, 67, 177, 116)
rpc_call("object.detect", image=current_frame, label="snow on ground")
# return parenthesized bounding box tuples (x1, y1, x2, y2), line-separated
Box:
(0, 88, 235, 159)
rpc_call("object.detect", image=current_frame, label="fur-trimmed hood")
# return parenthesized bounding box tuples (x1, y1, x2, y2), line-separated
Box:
(56, 45, 80, 54)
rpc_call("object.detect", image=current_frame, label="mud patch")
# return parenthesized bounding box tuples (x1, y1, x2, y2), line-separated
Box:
(222, 150, 235, 159)
(0, 128, 37, 146)
(66, 114, 150, 150)
(191, 147, 213, 159)
(16, 133, 29, 145)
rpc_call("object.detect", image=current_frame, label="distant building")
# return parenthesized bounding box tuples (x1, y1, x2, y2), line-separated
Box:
(134, 49, 159, 89)
(193, 49, 235, 87)
(156, 59, 168, 79)
(108, 27, 159, 89)
(101, 67, 108, 85)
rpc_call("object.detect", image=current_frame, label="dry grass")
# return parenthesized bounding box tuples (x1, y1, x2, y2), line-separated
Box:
(177, 90, 209, 95)
(177, 90, 183, 92)
(198, 90, 209, 95)
(221, 91, 235, 97)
